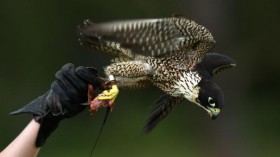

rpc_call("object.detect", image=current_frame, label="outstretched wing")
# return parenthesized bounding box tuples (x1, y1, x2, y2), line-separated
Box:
(143, 94, 183, 133)
(78, 16, 215, 62)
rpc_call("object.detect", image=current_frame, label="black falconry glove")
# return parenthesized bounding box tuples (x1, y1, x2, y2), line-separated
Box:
(10, 63, 104, 147)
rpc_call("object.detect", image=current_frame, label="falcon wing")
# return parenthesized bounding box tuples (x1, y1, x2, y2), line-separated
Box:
(78, 16, 215, 62)
(143, 94, 183, 133)
(195, 53, 236, 77)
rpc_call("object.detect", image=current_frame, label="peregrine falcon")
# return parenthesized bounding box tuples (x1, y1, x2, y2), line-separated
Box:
(78, 15, 236, 132)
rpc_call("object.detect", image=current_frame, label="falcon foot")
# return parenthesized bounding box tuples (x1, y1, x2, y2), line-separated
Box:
(88, 75, 119, 117)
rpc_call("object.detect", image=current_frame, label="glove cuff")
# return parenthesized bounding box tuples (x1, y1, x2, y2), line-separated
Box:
(35, 113, 62, 147)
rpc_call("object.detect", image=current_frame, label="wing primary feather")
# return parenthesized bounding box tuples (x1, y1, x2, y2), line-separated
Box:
(78, 19, 134, 60)
(78, 17, 191, 58)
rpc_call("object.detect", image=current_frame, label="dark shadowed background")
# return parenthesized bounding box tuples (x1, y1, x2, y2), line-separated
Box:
(1, 0, 280, 156)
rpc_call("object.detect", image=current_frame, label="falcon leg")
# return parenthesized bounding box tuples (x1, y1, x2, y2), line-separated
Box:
(105, 61, 152, 78)
(98, 83, 119, 108)
(105, 61, 152, 89)
(89, 61, 152, 115)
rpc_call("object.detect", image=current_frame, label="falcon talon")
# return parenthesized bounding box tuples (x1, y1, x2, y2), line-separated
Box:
(98, 75, 119, 103)
(98, 85, 119, 99)
(88, 75, 119, 116)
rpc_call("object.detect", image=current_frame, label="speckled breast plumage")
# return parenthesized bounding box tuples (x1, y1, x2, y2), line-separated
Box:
(104, 51, 201, 100)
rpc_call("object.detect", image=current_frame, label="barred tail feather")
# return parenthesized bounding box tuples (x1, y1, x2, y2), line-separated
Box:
(143, 94, 183, 133)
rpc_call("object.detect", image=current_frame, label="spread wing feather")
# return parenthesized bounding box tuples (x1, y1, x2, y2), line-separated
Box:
(78, 16, 215, 63)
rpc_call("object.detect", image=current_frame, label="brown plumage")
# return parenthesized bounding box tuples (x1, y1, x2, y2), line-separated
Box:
(78, 15, 215, 69)
(78, 15, 235, 132)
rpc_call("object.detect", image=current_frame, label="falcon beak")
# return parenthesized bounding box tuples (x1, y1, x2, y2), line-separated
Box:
(206, 107, 221, 120)
(193, 99, 221, 119)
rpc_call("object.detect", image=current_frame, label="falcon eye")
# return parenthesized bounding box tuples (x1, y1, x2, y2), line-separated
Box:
(208, 97, 215, 107)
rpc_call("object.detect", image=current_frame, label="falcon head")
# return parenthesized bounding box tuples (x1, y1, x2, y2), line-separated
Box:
(192, 53, 236, 119)
(194, 80, 223, 119)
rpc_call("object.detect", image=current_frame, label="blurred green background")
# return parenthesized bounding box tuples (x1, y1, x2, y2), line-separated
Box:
(1, 0, 280, 156)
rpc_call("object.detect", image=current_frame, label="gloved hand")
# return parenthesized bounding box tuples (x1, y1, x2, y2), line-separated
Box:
(10, 63, 104, 147)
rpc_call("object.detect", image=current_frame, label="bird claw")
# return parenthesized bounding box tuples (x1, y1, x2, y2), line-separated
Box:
(88, 84, 119, 117)
(98, 85, 119, 102)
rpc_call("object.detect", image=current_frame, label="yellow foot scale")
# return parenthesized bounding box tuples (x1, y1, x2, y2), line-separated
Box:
(88, 75, 119, 116)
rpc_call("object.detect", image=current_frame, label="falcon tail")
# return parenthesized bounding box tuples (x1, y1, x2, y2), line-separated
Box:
(143, 94, 183, 133)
